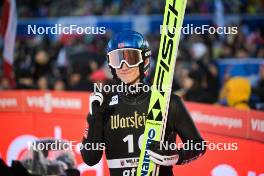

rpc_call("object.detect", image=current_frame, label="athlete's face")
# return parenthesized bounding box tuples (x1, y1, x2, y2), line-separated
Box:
(115, 62, 140, 84)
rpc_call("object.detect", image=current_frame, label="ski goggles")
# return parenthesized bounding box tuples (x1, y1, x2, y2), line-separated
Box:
(107, 48, 143, 69)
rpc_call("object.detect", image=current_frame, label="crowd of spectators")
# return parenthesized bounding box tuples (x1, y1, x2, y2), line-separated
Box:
(0, 34, 108, 92)
(0, 0, 264, 110)
(169, 23, 264, 110)
(0, 23, 263, 109)
(12, 0, 264, 17)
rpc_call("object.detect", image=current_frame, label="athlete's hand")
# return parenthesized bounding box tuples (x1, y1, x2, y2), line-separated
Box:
(89, 92, 104, 115)
(84, 92, 110, 139)
(147, 141, 179, 166)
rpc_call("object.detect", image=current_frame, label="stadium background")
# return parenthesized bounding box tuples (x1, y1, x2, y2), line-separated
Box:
(0, 0, 264, 175)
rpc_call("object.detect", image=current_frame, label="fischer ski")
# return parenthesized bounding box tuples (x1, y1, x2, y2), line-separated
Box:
(137, 0, 187, 175)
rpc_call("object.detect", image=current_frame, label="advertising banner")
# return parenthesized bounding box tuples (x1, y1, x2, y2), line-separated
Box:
(0, 91, 264, 175)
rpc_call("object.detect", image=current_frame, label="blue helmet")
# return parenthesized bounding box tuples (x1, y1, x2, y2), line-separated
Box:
(106, 30, 151, 81)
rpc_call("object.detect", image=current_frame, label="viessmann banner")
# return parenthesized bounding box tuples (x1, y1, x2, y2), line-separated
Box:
(0, 90, 263, 142)
(0, 90, 89, 114)
(0, 91, 264, 176)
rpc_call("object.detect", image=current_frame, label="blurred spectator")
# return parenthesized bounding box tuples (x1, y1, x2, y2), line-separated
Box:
(37, 76, 49, 90)
(15, 70, 35, 90)
(235, 47, 250, 58)
(190, 42, 208, 61)
(252, 65, 264, 110)
(219, 43, 233, 58)
(257, 47, 264, 58)
(68, 73, 94, 92)
(33, 49, 53, 80)
(219, 76, 251, 110)
(183, 65, 214, 103)
(206, 63, 219, 101)
(54, 79, 66, 91)
(0, 77, 11, 90)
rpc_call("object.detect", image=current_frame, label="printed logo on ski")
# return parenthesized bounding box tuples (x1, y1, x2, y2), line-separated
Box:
(141, 129, 156, 175)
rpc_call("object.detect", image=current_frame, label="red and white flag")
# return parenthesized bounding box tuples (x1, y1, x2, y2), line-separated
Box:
(0, 0, 17, 81)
